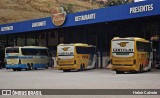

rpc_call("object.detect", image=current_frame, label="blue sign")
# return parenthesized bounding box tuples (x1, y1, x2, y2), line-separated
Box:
(0, 0, 160, 34)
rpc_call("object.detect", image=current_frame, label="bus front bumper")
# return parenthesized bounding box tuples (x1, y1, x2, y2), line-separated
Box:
(6, 64, 28, 69)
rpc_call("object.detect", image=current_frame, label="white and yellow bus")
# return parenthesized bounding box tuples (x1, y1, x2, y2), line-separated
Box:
(56, 43, 97, 72)
(110, 37, 153, 74)
(5, 46, 50, 71)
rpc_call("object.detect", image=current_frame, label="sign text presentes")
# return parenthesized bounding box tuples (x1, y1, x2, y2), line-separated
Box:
(130, 4, 153, 14)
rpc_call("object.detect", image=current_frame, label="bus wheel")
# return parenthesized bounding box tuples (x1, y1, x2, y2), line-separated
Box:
(45, 66, 48, 69)
(139, 65, 142, 73)
(63, 70, 70, 72)
(45, 64, 49, 69)
(94, 63, 96, 69)
(148, 63, 152, 71)
(148, 69, 151, 72)
(82, 64, 85, 71)
(116, 71, 124, 74)
(13, 69, 17, 71)
(79, 65, 83, 71)
(31, 63, 34, 70)
(17, 68, 22, 71)
(27, 64, 31, 70)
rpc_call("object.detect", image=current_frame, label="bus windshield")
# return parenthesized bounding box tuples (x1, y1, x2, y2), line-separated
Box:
(6, 48, 19, 53)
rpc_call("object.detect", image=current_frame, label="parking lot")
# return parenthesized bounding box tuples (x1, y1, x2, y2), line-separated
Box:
(0, 68, 160, 98)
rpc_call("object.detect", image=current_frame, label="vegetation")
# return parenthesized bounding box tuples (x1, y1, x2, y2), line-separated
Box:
(0, 0, 134, 24)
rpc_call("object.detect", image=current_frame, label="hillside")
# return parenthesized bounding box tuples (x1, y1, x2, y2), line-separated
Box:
(0, 0, 100, 24)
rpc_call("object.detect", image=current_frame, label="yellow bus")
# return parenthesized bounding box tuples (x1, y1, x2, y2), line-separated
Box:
(56, 43, 97, 72)
(5, 46, 50, 71)
(110, 37, 153, 74)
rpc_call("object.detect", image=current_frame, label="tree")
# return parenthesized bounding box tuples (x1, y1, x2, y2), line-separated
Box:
(67, 3, 74, 13)
(105, 0, 134, 6)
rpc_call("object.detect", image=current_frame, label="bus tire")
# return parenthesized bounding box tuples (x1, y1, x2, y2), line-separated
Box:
(139, 65, 141, 73)
(148, 63, 152, 71)
(27, 64, 31, 70)
(148, 69, 151, 72)
(13, 69, 17, 71)
(32, 67, 36, 70)
(141, 64, 143, 73)
(30, 63, 34, 70)
(80, 64, 83, 71)
(94, 63, 96, 69)
(45, 63, 49, 69)
(63, 70, 70, 72)
(82, 64, 85, 71)
(116, 71, 124, 74)
(45, 66, 48, 69)
(17, 68, 22, 71)
(148, 64, 152, 71)
(139, 64, 142, 73)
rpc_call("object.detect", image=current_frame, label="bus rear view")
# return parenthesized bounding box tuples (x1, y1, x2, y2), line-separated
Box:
(57, 43, 97, 72)
(5, 47, 22, 71)
(111, 38, 135, 74)
(57, 44, 76, 72)
(5, 46, 50, 71)
(111, 37, 153, 74)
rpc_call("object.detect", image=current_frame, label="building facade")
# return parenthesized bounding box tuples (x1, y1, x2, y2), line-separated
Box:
(0, 0, 160, 68)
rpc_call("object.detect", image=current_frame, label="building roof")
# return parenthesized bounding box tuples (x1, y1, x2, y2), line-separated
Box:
(0, 0, 159, 35)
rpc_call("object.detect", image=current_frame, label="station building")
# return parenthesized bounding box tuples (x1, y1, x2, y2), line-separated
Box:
(0, 0, 160, 68)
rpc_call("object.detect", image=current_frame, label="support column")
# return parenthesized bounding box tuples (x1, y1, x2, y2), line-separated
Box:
(35, 34, 38, 46)
(58, 31, 60, 44)
(100, 32, 103, 69)
(14, 34, 17, 46)
(98, 27, 103, 69)
(46, 32, 49, 47)
(25, 33, 27, 46)
(6, 35, 9, 47)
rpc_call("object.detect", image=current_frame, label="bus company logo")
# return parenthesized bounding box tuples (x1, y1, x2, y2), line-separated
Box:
(51, 7, 66, 26)
(62, 47, 70, 51)
(2, 90, 11, 95)
(118, 42, 129, 47)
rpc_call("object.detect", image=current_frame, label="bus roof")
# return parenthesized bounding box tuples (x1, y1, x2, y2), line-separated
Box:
(58, 43, 89, 47)
(6, 46, 48, 49)
(112, 37, 148, 42)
